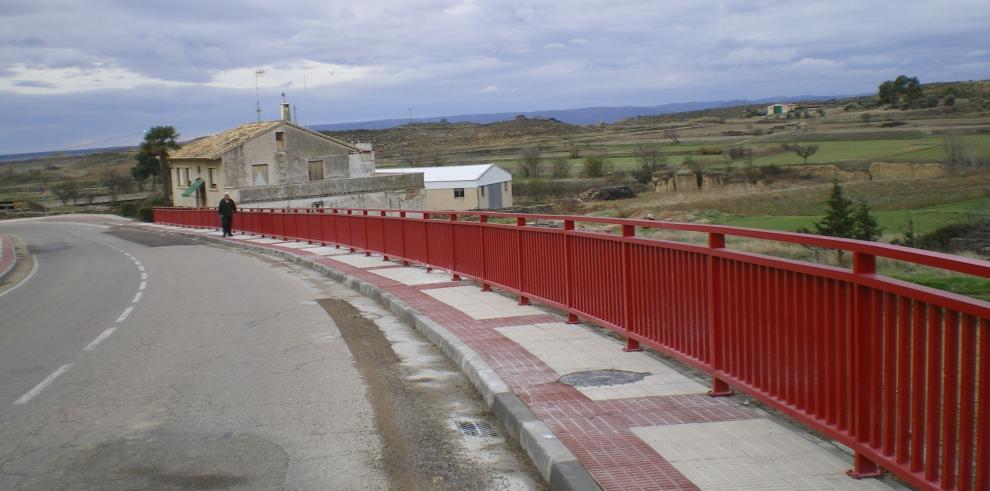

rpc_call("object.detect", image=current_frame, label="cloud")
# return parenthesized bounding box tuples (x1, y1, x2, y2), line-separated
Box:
(723, 47, 796, 65)
(12, 79, 56, 88)
(2, 0, 990, 153)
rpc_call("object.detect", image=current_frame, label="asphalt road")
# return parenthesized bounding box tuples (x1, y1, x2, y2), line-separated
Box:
(0, 218, 387, 490)
(0, 217, 542, 490)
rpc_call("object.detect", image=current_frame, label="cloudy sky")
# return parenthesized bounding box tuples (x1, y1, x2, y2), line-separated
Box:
(1, 0, 988, 154)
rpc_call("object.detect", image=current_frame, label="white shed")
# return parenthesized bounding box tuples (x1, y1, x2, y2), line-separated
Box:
(376, 164, 513, 210)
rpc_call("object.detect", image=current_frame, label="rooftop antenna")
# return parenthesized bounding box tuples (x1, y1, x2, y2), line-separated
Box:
(254, 68, 266, 122)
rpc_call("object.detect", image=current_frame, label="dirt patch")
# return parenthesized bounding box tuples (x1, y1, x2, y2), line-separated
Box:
(316, 298, 491, 491)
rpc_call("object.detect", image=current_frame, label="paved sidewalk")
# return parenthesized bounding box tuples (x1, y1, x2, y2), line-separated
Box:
(148, 225, 898, 491)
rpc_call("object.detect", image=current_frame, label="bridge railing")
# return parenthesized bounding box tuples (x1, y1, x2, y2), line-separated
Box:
(154, 206, 989, 491)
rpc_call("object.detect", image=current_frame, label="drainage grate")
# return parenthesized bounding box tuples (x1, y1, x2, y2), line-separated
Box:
(455, 420, 498, 438)
(559, 370, 650, 387)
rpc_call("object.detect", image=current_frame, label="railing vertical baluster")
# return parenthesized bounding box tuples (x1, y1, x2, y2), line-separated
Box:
(480, 215, 490, 291)
(424, 212, 432, 272)
(564, 219, 577, 323)
(380, 211, 389, 261)
(849, 252, 883, 478)
(516, 217, 528, 305)
(621, 224, 640, 352)
(450, 213, 460, 281)
(400, 211, 409, 266)
(708, 232, 732, 396)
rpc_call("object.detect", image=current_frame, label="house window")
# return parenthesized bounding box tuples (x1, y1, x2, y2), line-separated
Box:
(251, 164, 270, 186)
(177, 167, 190, 186)
(308, 159, 324, 181)
(480, 186, 485, 197)
(453, 188, 465, 198)
(503, 181, 509, 191)
(275, 131, 285, 152)
(207, 168, 217, 189)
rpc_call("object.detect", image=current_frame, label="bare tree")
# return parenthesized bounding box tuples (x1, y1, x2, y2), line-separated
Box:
(664, 129, 681, 144)
(52, 182, 78, 206)
(101, 171, 131, 202)
(631, 144, 665, 184)
(519, 146, 542, 177)
(784, 143, 820, 164)
(550, 157, 571, 178)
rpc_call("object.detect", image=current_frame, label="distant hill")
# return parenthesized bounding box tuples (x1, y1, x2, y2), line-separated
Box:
(310, 95, 848, 131)
(0, 146, 134, 164)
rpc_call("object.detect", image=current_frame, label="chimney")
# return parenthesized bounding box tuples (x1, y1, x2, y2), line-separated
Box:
(280, 92, 291, 122)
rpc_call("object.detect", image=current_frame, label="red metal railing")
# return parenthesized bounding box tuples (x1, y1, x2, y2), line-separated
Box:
(154, 206, 989, 491)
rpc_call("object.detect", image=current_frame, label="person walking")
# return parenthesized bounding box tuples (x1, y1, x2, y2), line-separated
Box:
(218, 193, 237, 237)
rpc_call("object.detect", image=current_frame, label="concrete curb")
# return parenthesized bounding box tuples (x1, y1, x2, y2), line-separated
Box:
(151, 227, 602, 491)
(0, 235, 17, 283)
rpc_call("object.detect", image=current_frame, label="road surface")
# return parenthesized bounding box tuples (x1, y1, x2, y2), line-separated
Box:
(0, 216, 542, 490)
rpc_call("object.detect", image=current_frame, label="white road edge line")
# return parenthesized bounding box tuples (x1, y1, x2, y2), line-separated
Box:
(132, 291, 143, 304)
(14, 364, 73, 405)
(139, 281, 147, 291)
(115, 306, 134, 323)
(140, 272, 148, 280)
(83, 328, 117, 351)
(0, 254, 39, 300)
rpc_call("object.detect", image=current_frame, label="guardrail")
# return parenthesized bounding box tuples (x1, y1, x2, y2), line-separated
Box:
(154, 206, 989, 491)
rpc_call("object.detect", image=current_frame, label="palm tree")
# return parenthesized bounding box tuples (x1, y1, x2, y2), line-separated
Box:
(134, 126, 180, 205)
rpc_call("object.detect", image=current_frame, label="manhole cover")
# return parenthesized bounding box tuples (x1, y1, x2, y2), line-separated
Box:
(559, 370, 650, 387)
(455, 421, 497, 438)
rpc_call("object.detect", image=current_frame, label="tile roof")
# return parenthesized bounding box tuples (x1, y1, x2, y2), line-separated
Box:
(169, 121, 281, 160)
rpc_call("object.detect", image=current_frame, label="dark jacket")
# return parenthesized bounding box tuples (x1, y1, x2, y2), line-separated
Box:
(218, 198, 237, 218)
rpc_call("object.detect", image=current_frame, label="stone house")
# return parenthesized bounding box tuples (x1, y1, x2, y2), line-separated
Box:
(168, 102, 424, 209)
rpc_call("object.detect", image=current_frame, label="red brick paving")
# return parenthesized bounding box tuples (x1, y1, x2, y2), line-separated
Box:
(224, 233, 758, 490)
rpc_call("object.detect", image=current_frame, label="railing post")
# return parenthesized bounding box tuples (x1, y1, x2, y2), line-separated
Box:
(380, 211, 389, 261)
(424, 212, 432, 272)
(848, 251, 884, 479)
(362, 210, 371, 256)
(708, 232, 732, 396)
(516, 217, 529, 305)
(480, 215, 490, 291)
(621, 224, 641, 352)
(564, 219, 578, 323)
(346, 210, 355, 252)
(449, 213, 461, 281)
(400, 211, 409, 266)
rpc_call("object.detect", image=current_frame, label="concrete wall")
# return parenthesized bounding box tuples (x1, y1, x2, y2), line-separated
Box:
(238, 173, 424, 206)
(242, 188, 425, 210)
(170, 159, 224, 207)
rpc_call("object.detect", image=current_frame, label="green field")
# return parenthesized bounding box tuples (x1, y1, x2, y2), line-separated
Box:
(715, 197, 990, 236)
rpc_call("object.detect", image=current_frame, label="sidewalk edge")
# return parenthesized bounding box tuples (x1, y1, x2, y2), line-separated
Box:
(0, 235, 18, 283)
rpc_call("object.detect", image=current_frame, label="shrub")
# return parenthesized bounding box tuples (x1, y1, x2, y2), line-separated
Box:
(696, 146, 723, 155)
(583, 154, 611, 178)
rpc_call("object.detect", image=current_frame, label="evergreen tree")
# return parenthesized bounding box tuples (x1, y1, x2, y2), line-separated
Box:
(812, 181, 855, 238)
(133, 126, 180, 206)
(852, 200, 881, 241)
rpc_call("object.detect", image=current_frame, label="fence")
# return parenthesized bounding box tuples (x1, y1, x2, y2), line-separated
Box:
(154, 206, 989, 491)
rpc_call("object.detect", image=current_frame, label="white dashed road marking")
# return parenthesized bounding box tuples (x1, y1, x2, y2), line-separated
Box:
(14, 364, 73, 405)
(83, 328, 117, 352)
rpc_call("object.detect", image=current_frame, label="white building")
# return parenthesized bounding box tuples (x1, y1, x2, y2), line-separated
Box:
(376, 164, 513, 211)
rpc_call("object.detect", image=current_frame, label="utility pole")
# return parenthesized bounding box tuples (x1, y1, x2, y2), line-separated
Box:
(254, 68, 266, 122)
